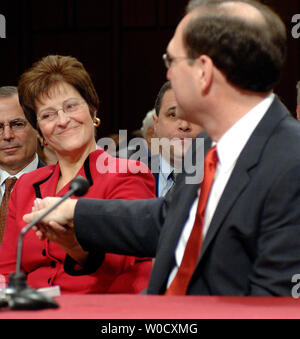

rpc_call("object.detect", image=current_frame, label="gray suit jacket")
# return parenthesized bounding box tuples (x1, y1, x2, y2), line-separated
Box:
(74, 96, 300, 296)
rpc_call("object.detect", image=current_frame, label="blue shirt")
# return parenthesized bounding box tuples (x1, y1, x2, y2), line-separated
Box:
(158, 155, 175, 197)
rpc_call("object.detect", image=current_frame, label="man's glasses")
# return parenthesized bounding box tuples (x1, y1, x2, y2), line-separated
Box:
(162, 52, 194, 69)
(37, 98, 86, 123)
(0, 119, 28, 136)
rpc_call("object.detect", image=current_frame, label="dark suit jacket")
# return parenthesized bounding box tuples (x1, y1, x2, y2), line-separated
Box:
(74, 96, 300, 296)
(37, 157, 46, 169)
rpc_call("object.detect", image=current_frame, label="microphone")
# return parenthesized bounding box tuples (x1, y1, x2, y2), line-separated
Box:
(69, 175, 90, 197)
(4, 176, 90, 310)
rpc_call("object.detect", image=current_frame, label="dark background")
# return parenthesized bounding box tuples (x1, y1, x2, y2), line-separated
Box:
(1, 0, 300, 138)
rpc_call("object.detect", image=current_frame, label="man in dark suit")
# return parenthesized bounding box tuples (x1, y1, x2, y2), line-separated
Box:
(117, 81, 203, 197)
(151, 81, 203, 197)
(24, 0, 300, 296)
(0, 86, 45, 243)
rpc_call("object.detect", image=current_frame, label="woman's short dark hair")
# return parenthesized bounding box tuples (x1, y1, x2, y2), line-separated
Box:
(18, 55, 100, 130)
(183, 0, 287, 92)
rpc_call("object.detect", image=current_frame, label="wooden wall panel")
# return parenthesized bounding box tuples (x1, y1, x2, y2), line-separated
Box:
(159, 0, 187, 26)
(0, 39, 19, 84)
(122, 0, 157, 27)
(30, 0, 68, 30)
(75, 0, 111, 28)
(263, 0, 300, 115)
(0, 0, 299, 136)
(121, 30, 173, 130)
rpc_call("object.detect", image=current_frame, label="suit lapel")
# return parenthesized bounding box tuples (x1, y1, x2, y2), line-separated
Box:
(33, 165, 58, 198)
(150, 179, 200, 292)
(152, 172, 159, 196)
(199, 96, 290, 260)
(151, 134, 212, 291)
(160, 133, 212, 259)
(37, 157, 46, 168)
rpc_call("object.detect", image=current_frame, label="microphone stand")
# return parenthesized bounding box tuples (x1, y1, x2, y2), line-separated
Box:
(4, 176, 89, 310)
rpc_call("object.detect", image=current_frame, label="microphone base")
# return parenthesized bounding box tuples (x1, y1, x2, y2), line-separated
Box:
(6, 273, 59, 310)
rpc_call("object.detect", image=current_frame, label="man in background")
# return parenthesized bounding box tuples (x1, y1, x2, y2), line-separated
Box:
(152, 81, 203, 196)
(118, 82, 203, 196)
(0, 86, 44, 243)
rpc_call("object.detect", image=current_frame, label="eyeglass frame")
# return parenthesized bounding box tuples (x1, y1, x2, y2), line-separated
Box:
(0, 118, 28, 136)
(162, 52, 195, 69)
(36, 99, 86, 123)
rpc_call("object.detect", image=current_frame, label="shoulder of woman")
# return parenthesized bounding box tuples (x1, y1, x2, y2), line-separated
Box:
(17, 164, 57, 184)
(90, 148, 152, 177)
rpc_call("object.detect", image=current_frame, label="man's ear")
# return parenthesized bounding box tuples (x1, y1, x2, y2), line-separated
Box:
(193, 55, 214, 94)
(146, 125, 154, 140)
(153, 113, 159, 134)
(297, 106, 300, 121)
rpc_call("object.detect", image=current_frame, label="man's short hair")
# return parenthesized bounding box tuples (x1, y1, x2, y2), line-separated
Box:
(154, 81, 172, 116)
(0, 86, 18, 98)
(184, 0, 287, 92)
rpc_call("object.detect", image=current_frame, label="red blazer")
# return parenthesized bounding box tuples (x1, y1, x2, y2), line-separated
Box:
(0, 149, 156, 294)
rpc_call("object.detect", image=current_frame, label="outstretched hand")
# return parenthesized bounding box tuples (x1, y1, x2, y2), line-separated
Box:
(23, 198, 87, 265)
(23, 197, 77, 230)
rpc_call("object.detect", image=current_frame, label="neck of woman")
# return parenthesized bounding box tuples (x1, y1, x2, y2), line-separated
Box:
(55, 141, 97, 194)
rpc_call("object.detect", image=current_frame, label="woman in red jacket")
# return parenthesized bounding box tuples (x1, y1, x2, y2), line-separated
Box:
(0, 55, 155, 294)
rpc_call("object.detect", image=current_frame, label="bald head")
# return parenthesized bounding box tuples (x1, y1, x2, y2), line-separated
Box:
(218, 1, 266, 24)
(186, 0, 285, 33)
(182, 0, 286, 93)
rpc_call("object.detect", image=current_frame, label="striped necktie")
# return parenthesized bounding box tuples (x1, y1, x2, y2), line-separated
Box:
(164, 171, 177, 198)
(0, 177, 17, 244)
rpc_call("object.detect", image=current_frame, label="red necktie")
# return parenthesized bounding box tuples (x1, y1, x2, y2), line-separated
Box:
(0, 177, 17, 244)
(165, 146, 218, 295)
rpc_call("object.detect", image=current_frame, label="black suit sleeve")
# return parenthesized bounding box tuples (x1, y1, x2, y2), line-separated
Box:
(74, 197, 167, 258)
(64, 251, 105, 276)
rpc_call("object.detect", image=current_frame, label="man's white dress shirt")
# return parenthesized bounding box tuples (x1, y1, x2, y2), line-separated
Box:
(167, 93, 275, 287)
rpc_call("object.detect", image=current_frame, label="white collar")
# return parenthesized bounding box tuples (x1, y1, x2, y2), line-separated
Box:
(0, 154, 39, 186)
(216, 93, 275, 171)
(159, 154, 174, 178)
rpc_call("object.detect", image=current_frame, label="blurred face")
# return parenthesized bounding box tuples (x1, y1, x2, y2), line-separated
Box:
(153, 88, 202, 167)
(35, 82, 96, 159)
(0, 94, 37, 174)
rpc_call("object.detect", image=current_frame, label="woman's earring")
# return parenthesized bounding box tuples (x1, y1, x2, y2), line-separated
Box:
(41, 138, 48, 147)
(93, 117, 101, 127)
